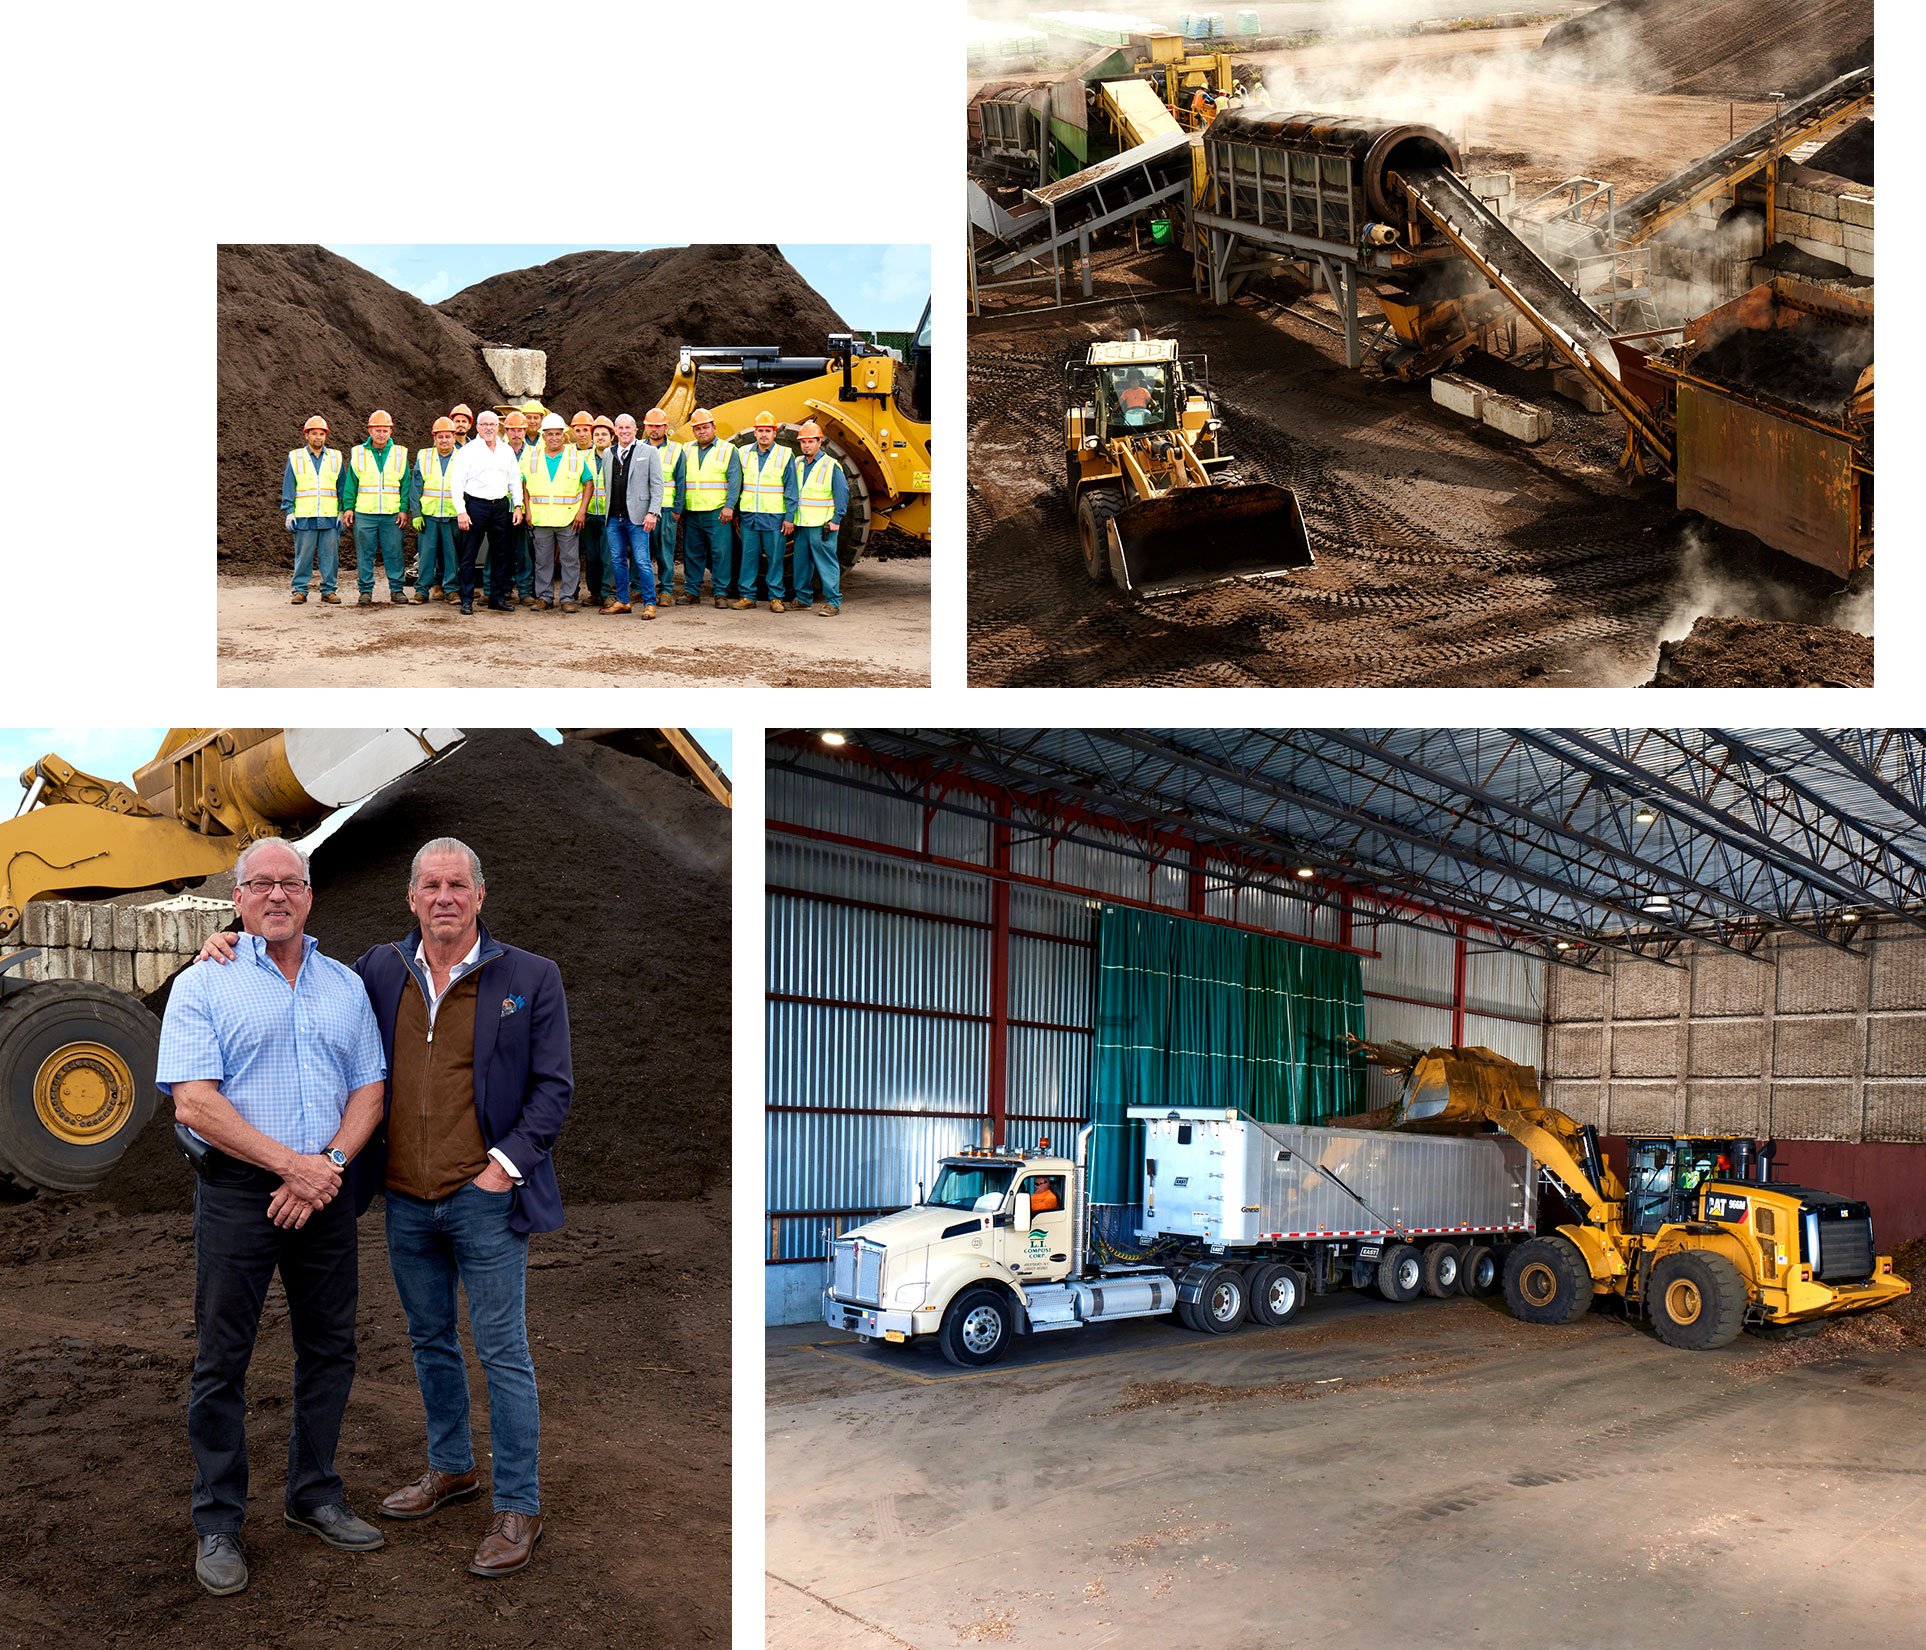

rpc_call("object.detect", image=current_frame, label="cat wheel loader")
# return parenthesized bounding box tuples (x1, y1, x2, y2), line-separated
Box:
(0, 729, 463, 1194)
(1065, 333, 1313, 598)
(1368, 1042, 1910, 1348)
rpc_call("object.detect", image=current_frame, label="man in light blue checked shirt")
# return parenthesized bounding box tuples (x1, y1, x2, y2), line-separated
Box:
(157, 837, 387, 1598)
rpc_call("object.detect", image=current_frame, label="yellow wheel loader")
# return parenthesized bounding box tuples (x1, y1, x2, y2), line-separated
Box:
(0, 729, 464, 1193)
(1065, 333, 1313, 598)
(653, 298, 932, 569)
(1368, 1042, 1910, 1348)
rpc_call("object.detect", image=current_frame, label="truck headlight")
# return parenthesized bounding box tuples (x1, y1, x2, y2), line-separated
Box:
(891, 1282, 926, 1307)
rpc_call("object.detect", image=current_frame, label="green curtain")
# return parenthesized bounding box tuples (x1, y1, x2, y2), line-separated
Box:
(1090, 905, 1366, 1202)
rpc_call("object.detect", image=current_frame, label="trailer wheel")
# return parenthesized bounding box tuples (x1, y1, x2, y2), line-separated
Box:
(1649, 1252, 1747, 1351)
(1195, 1265, 1248, 1334)
(1421, 1243, 1461, 1298)
(1076, 486, 1126, 585)
(1457, 1243, 1500, 1298)
(1377, 1243, 1423, 1303)
(938, 1287, 1013, 1368)
(1247, 1262, 1305, 1328)
(1503, 1236, 1594, 1326)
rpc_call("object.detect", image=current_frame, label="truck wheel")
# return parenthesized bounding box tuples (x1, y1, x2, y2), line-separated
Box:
(1457, 1244, 1500, 1298)
(938, 1287, 1013, 1368)
(1247, 1262, 1305, 1328)
(1195, 1265, 1247, 1334)
(1377, 1243, 1423, 1303)
(1503, 1236, 1594, 1326)
(0, 980, 161, 1194)
(1421, 1243, 1461, 1298)
(1077, 487, 1125, 585)
(1649, 1252, 1747, 1350)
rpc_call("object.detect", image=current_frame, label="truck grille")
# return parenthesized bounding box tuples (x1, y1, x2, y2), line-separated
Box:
(1813, 1213, 1874, 1283)
(831, 1238, 884, 1306)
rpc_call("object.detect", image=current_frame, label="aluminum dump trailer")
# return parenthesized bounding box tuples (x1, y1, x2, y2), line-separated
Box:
(1135, 1108, 1537, 1245)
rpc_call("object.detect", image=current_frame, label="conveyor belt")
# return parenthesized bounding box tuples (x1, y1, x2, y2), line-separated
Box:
(980, 127, 1194, 278)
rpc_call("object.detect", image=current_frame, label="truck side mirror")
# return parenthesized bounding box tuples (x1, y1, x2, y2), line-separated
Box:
(1014, 1192, 1032, 1230)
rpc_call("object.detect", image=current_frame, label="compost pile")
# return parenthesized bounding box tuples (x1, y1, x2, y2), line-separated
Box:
(1536, 0, 1870, 98)
(439, 245, 850, 426)
(217, 245, 497, 573)
(102, 730, 729, 1214)
(1808, 119, 1873, 186)
(1647, 616, 1872, 687)
(1691, 319, 1872, 420)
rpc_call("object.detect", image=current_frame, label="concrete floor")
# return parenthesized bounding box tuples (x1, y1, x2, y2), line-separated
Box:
(767, 1291, 1925, 1649)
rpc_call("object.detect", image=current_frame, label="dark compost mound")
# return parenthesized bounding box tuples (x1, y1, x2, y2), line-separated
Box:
(1535, 0, 1871, 99)
(1648, 616, 1873, 687)
(101, 731, 729, 1214)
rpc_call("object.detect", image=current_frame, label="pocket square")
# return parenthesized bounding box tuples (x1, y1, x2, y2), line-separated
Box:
(501, 994, 526, 1018)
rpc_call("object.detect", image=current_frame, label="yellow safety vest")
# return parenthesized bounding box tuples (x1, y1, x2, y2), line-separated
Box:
(795, 453, 839, 527)
(415, 448, 458, 518)
(350, 441, 408, 514)
(737, 442, 791, 515)
(580, 445, 609, 516)
(648, 438, 683, 509)
(681, 440, 732, 512)
(525, 443, 589, 528)
(288, 447, 341, 518)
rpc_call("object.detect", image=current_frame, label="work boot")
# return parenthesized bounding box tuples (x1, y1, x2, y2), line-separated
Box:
(730, 597, 753, 611)
(560, 599, 578, 613)
(488, 598, 515, 612)
(290, 590, 308, 604)
(194, 1534, 248, 1596)
(600, 601, 631, 615)
(320, 592, 341, 605)
(658, 590, 674, 608)
(641, 604, 657, 620)
(284, 1503, 386, 1551)
(713, 596, 728, 610)
(411, 590, 429, 604)
(430, 585, 444, 601)
(357, 592, 373, 607)
(468, 1511, 543, 1578)
(770, 599, 786, 614)
(389, 593, 407, 606)
(792, 599, 813, 612)
(820, 604, 840, 616)
(378, 1467, 481, 1521)
(459, 598, 475, 615)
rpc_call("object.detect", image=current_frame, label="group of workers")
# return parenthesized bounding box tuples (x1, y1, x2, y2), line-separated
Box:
(281, 398, 850, 618)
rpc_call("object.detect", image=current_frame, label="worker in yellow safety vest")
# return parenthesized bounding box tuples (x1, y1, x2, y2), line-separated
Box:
(641, 407, 683, 606)
(341, 409, 410, 606)
(734, 409, 797, 612)
(449, 403, 474, 446)
(524, 413, 592, 611)
(568, 410, 607, 606)
(281, 414, 344, 605)
(787, 419, 850, 615)
(407, 417, 461, 602)
(673, 408, 741, 609)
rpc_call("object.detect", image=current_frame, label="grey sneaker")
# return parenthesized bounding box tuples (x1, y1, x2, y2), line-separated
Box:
(285, 1502, 387, 1551)
(195, 1533, 248, 1595)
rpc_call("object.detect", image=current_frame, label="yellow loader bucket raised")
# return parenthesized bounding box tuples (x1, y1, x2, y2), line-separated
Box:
(1108, 482, 1314, 599)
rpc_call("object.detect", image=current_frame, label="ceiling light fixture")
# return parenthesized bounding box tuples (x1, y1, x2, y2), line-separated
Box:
(1633, 801, 1657, 824)
(1294, 865, 1315, 879)
(819, 730, 848, 747)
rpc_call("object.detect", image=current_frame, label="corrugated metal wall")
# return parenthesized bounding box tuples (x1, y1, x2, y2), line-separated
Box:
(767, 759, 1550, 1317)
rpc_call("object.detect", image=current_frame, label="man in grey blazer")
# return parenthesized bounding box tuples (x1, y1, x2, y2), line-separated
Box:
(600, 413, 664, 617)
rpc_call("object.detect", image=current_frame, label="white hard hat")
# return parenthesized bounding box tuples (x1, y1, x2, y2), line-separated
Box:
(541, 412, 566, 431)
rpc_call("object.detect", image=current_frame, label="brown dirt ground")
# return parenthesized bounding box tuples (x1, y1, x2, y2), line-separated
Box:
(1536, 0, 1870, 100)
(0, 1190, 728, 1649)
(968, 256, 1868, 688)
(216, 558, 930, 688)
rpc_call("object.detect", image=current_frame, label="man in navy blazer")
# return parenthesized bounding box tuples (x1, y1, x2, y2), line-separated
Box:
(351, 836, 571, 1579)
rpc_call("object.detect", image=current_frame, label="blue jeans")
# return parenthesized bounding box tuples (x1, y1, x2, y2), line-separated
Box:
(793, 523, 842, 607)
(651, 509, 677, 599)
(354, 515, 406, 595)
(680, 511, 727, 602)
(292, 524, 340, 595)
(606, 513, 655, 605)
(740, 518, 785, 602)
(385, 1185, 540, 1514)
(416, 516, 459, 593)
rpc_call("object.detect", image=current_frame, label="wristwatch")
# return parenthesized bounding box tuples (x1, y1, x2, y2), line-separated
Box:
(325, 1148, 347, 1169)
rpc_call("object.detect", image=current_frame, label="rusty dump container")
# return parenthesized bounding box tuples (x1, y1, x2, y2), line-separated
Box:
(1108, 481, 1315, 599)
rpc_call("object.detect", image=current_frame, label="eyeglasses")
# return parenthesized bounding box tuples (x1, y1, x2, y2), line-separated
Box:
(237, 878, 309, 896)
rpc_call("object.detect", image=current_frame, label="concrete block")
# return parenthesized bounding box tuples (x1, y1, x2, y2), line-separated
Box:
(1871, 933, 1926, 1010)
(1691, 952, 1768, 1016)
(1430, 373, 1485, 420)
(1548, 966, 1606, 1021)
(1844, 246, 1874, 278)
(104, 951, 135, 995)
(134, 951, 171, 996)
(1838, 193, 1874, 229)
(1479, 393, 1551, 444)
(1685, 1080, 1767, 1136)
(1867, 1015, 1926, 1078)
(1770, 1080, 1858, 1140)
(1546, 1023, 1603, 1079)
(20, 903, 46, 946)
(482, 346, 546, 398)
(1614, 959, 1685, 1021)
(1607, 1082, 1683, 1136)
(1689, 1018, 1764, 1077)
(1551, 368, 1607, 414)
(1773, 1016, 1859, 1078)
(1841, 223, 1874, 255)
(1784, 184, 1835, 220)
(1865, 1082, 1926, 1143)
(113, 907, 139, 952)
(1612, 1021, 1680, 1079)
(1776, 943, 1864, 1014)
(135, 906, 162, 952)
(1547, 1080, 1603, 1127)
(1790, 214, 1844, 249)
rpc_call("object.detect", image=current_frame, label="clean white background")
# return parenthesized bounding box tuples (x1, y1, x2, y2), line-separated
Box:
(6, 5, 1915, 1647)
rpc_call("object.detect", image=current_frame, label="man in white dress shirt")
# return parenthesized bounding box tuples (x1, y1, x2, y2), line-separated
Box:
(447, 411, 526, 616)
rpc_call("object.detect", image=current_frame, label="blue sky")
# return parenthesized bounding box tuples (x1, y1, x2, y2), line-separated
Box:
(325, 243, 928, 330)
(0, 728, 733, 791)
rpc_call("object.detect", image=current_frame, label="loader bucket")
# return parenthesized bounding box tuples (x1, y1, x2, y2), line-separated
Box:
(1108, 482, 1314, 598)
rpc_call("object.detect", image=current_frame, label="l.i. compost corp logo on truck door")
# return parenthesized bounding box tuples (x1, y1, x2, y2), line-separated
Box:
(1025, 1228, 1049, 1258)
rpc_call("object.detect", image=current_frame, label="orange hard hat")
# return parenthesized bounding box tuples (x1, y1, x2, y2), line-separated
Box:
(690, 407, 716, 424)
(367, 409, 393, 428)
(450, 403, 474, 420)
(752, 409, 777, 429)
(797, 420, 823, 438)
(593, 414, 616, 432)
(643, 407, 669, 425)
(504, 411, 527, 430)
(432, 416, 455, 435)
(570, 410, 593, 429)
(302, 415, 329, 434)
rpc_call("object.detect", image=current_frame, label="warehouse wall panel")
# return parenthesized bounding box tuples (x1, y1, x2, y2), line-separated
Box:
(1773, 1017, 1859, 1079)
(1684, 1080, 1768, 1137)
(1548, 1080, 1603, 1126)
(1770, 1081, 1860, 1140)
(1865, 1083, 1926, 1142)
(1689, 1018, 1765, 1078)
(1870, 932, 1926, 1010)
(1866, 1014, 1926, 1078)
(1777, 941, 1867, 1014)
(1607, 1082, 1683, 1135)
(1690, 952, 1769, 1017)
(1614, 959, 1686, 1021)
(1612, 1020, 1681, 1078)
(1548, 965, 1606, 1022)
(1547, 1023, 1603, 1079)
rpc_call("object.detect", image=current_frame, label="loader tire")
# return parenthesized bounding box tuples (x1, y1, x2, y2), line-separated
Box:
(1503, 1236, 1594, 1327)
(1377, 1243, 1423, 1303)
(1246, 1262, 1305, 1328)
(939, 1287, 1014, 1368)
(0, 980, 160, 1193)
(1650, 1252, 1747, 1350)
(1457, 1243, 1500, 1298)
(1076, 487, 1126, 585)
(1421, 1242, 1461, 1298)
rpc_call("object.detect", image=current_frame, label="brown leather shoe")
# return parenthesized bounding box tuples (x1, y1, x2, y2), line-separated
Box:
(468, 1510, 543, 1576)
(600, 601, 631, 614)
(378, 1467, 481, 1521)
(291, 590, 308, 604)
(320, 592, 342, 604)
(730, 597, 754, 611)
(641, 604, 656, 619)
(560, 599, 578, 613)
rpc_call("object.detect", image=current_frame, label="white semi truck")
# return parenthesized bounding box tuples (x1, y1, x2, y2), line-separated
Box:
(823, 1106, 1538, 1367)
